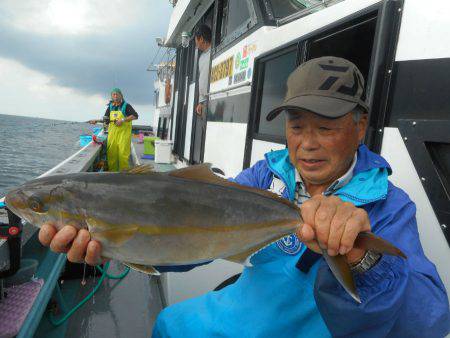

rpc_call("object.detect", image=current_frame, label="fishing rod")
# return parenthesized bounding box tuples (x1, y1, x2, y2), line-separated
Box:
(50, 121, 81, 127)
(83, 116, 110, 124)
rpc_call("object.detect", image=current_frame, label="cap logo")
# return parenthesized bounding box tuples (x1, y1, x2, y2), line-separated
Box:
(319, 64, 349, 72)
(336, 71, 359, 96)
(317, 63, 359, 97)
(319, 76, 339, 90)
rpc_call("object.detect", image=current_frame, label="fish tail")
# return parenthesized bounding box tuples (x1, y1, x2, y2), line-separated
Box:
(354, 232, 407, 259)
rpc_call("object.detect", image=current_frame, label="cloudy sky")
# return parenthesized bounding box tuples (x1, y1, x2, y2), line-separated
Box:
(0, 0, 173, 126)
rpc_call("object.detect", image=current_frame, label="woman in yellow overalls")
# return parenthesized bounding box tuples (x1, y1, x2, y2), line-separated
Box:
(105, 88, 138, 171)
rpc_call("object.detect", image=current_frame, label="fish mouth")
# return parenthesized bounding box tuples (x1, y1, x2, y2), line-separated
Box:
(4, 189, 27, 214)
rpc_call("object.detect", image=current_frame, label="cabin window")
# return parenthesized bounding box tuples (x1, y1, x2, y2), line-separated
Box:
(306, 15, 377, 89)
(162, 117, 169, 140)
(265, 0, 308, 19)
(216, 0, 256, 48)
(255, 48, 298, 139)
(157, 117, 163, 138)
(154, 90, 159, 107)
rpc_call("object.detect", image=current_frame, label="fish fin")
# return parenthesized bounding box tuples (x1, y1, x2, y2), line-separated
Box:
(322, 251, 361, 303)
(354, 232, 407, 259)
(123, 164, 154, 174)
(89, 224, 138, 247)
(224, 238, 281, 266)
(168, 163, 213, 180)
(169, 164, 300, 211)
(123, 262, 160, 276)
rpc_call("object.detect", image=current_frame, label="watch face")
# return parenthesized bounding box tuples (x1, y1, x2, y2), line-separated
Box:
(351, 250, 381, 274)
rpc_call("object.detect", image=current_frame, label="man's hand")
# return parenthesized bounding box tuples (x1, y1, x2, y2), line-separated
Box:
(297, 195, 370, 264)
(115, 118, 124, 126)
(88, 120, 98, 125)
(196, 103, 203, 116)
(38, 224, 104, 266)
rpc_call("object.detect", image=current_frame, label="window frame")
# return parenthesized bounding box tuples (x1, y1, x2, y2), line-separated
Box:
(213, 0, 258, 54)
(251, 44, 301, 144)
(262, 0, 310, 22)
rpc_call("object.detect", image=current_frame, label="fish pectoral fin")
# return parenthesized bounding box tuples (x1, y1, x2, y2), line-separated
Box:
(123, 164, 154, 174)
(224, 238, 280, 266)
(123, 262, 160, 276)
(90, 226, 139, 247)
(354, 232, 407, 259)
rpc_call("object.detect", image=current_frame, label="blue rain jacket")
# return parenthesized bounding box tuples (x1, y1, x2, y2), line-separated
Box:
(153, 145, 449, 338)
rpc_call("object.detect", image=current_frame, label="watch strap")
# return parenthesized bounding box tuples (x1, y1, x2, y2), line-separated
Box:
(350, 250, 382, 274)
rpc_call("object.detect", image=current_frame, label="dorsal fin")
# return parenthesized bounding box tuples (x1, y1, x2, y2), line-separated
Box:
(169, 164, 300, 211)
(122, 164, 154, 174)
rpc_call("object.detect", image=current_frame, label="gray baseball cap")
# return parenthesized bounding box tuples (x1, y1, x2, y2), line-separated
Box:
(266, 56, 369, 121)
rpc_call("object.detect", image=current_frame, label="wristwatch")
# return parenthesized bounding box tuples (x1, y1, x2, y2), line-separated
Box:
(350, 250, 382, 274)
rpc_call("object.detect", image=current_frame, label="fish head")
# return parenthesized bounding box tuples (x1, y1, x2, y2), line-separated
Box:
(5, 176, 85, 229)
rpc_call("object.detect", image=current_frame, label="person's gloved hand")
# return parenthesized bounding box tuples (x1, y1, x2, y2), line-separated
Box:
(39, 224, 104, 266)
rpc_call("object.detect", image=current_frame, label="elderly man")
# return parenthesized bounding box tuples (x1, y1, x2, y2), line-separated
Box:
(39, 57, 449, 337)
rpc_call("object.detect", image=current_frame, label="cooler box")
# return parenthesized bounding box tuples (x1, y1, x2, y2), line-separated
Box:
(80, 135, 92, 147)
(143, 137, 159, 155)
(155, 140, 173, 164)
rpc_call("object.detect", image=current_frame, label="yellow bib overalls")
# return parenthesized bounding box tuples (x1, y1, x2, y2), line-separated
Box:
(107, 102, 132, 172)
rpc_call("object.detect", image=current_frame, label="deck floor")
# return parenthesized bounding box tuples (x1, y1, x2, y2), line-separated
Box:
(64, 264, 163, 338)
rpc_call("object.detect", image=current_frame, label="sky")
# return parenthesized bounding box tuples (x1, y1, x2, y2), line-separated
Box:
(0, 0, 174, 126)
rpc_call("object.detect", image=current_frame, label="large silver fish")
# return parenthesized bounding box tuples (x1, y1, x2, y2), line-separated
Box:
(5, 164, 405, 302)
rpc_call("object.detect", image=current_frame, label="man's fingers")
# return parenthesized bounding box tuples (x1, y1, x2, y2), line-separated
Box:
(314, 200, 336, 249)
(340, 208, 369, 251)
(327, 202, 354, 256)
(50, 226, 77, 253)
(39, 223, 57, 247)
(85, 241, 103, 266)
(300, 197, 321, 227)
(297, 224, 321, 253)
(297, 223, 315, 242)
(66, 229, 91, 263)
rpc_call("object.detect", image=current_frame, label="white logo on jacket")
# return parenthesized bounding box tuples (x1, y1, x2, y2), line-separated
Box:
(269, 176, 302, 255)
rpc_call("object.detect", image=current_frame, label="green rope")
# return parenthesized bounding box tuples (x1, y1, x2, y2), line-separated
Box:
(96, 264, 130, 279)
(48, 262, 130, 326)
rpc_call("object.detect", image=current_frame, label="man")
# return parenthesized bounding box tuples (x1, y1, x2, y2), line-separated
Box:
(90, 88, 138, 171)
(39, 57, 449, 337)
(194, 24, 211, 117)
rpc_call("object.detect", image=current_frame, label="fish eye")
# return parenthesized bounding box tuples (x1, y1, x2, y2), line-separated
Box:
(27, 196, 47, 213)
